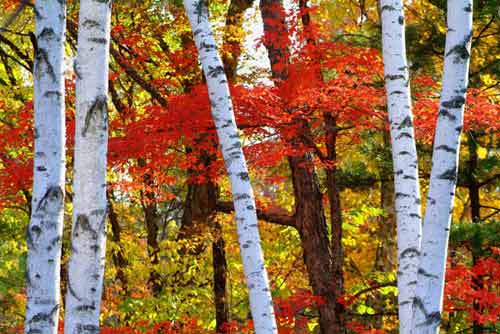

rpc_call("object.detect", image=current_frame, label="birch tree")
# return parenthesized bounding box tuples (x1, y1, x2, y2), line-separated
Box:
(379, 2, 422, 334)
(25, 1, 66, 334)
(183, 1, 278, 333)
(412, 1, 473, 333)
(64, 0, 112, 333)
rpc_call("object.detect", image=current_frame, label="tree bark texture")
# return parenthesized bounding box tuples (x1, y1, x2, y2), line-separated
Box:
(380, 2, 423, 333)
(223, 0, 254, 79)
(107, 190, 128, 292)
(138, 158, 162, 296)
(25, 2, 66, 333)
(466, 135, 483, 334)
(212, 221, 229, 333)
(260, 1, 342, 332)
(324, 114, 346, 334)
(64, 1, 112, 333)
(412, 1, 472, 333)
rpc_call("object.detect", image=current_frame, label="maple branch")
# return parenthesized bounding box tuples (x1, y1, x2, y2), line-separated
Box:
(0, 37, 32, 72)
(470, 58, 500, 79)
(68, 19, 169, 107)
(477, 173, 500, 188)
(0, 51, 16, 85)
(299, 131, 327, 162)
(216, 200, 295, 228)
(481, 207, 500, 221)
(347, 311, 398, 317)
(0, 28, 30, 37)
(109, 44, 169, 107)
(0, 0, 32, 37)
(349, 281, 396, 301)
(109, 75, 128, 116)
(471, 15, 495, 48)
(3, 205, 29, 214)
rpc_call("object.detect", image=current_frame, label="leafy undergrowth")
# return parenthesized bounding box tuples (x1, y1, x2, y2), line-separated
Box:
(10, 259, 500, 334)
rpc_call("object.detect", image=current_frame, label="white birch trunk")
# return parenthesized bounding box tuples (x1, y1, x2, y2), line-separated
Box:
(64, 1, 112, 333)
(412, 1, 472, 333)
(25, 2, 66, 334)
(379, 2, 422, 334)
(183, 1, 278, 333)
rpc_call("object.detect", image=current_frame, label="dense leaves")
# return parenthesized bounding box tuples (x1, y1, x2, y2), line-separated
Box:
(0, 0, 499, 333)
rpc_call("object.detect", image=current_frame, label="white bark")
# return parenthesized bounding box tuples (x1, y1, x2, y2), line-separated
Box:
(183, 1, 278, 333)
(25, 2, 66, 334)
(64, 1, 112, 333)
(380, 3, 422, 334)
(412, 1, 472, 333)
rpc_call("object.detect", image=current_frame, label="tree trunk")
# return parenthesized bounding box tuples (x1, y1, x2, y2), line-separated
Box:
(180, 154, 226, 328)
(375, 131, 398, 273)
(467, 135, 480, 224)
(260, 2, 340, 332)
(181, 0, 251, 324)
(107, 190, 128, 293)
(324, 114, 346, 334)
(179, 151, 217, 242)
(412, 1, 472, 333)
(64, 1, 112, 333)
(260, 0, 290, 80)
(183, 1, 278, 333)
(138, 158, 162, 296)
(466, 134, 484, 334)
(25, 2, 66, 334)
(143, 197, 162, 296)
(380, 2, 423, 333)
(213, 221, 229, 333)
(371, 132, 397, 329)
(223, 0, 254, 79)
(289, 155, 338, 334)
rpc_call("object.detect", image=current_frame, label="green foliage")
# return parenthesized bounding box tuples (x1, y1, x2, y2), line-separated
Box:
(450, 220, 500, 255)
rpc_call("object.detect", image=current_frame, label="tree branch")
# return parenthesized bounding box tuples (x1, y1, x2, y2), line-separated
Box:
(216, 200, 295, 228)
(110, 44, 169, 107)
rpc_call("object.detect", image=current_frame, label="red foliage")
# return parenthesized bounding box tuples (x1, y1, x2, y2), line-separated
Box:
(88, 291, 326, 334)
(444, 254, 500, 325)
(413, 77, 500, 143)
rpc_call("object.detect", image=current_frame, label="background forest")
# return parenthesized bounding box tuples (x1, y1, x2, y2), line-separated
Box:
(0, 0, 499, 333)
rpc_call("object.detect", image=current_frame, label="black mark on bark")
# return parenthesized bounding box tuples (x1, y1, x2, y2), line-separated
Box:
(82, 95, 108, 137)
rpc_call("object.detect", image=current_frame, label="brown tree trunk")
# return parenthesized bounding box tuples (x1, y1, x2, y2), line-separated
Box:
(290, 155, 340, 334)
(223, 0, 255, 79)
(467, 134, 483, 334)
(260, 0, 290, 80)
(181, 153, 229, 330)
(324, 114, 347, 333)
(376, 179, 397, 272)
(138, 158, 162, 296)
(374, 130, 397, 273)
(213, 221, 229, 333)
(260, 1, 343, 332)
(107, 190, 129, 293)
(180, 6, 254, 326)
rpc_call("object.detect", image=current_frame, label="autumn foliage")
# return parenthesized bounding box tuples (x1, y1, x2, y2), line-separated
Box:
(0, 0, 499, 333)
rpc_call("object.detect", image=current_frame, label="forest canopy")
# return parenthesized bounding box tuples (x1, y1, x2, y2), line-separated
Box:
(0, 0, 499, 333)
